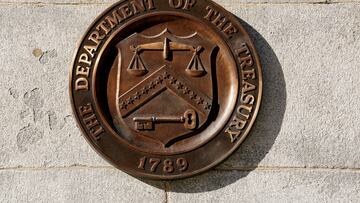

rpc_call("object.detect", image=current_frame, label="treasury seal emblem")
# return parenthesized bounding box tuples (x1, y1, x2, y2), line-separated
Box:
(70, 0, 262, 179)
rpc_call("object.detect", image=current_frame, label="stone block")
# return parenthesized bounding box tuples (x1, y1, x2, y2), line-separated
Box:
(0, 168, 165, 202)
(167, 169, 360, 202)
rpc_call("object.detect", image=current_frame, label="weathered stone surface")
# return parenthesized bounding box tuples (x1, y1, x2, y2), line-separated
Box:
(0, 168, 165, 202)
(220, 4, 360, 169)
(0, 5, 108, 168)
(167, 170, 360, 202)
(329, 0, 360, 2)
(0, 1, 359, 172)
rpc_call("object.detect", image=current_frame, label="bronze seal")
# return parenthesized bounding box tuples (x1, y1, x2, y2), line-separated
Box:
(70, 0, 262, 180)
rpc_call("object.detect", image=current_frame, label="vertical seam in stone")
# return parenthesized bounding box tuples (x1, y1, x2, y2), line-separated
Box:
(163, 182, 169, 203)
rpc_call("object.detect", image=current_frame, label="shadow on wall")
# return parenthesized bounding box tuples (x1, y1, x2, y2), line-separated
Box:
(140, 19, 287, 193)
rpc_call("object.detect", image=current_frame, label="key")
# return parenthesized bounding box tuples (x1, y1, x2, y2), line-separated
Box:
(133, 109, 197, 130)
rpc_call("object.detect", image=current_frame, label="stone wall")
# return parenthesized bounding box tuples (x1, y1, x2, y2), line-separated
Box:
(0, 0, 359, 202)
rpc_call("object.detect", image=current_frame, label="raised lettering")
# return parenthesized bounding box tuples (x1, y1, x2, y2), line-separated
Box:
(169, 0, 182, 8)
(236, 43, 251, 55)
(145, 0, 155, 9)
(130, 0, 146, 14)
(231, 116, 247, 130)
(138, 157, 188, 172)
(243, 69, 256, 80)
(169, 0, 195, 10)
(75, 78, 89, 91)
(211, 11, 227, 29)
(149, 158, 161, 172)
(225, 45, 257, 143)
(79, 53, 92, 66)
(88, 30, 105, 45)
(237, 104, 253, 120)
(225, 127, 241, 143)
(84, 45, 97, 58)
(76, 65, 90, 77)
(241, 94, 255, 105)
(182, 0, 196, 10)
(105, 11, 123, 29)
(79, 104, 104, 140)
(239, 54, 254, 69)
(119, 4, 134, 19)
(223, 23, 238, 37)
(204, 6, 216, 21)
(204, 5, 238, 38)
(96, 20, 111, 35)
(243, 81, 256, 93)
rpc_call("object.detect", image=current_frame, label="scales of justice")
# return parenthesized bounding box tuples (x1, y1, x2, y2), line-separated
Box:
(127, 37, 207, 77)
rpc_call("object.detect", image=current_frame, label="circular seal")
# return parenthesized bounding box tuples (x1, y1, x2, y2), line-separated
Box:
(70, 0, 262, 180)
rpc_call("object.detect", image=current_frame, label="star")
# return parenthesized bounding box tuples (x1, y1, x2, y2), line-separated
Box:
(189, 92, 197, 100)
(127, 97, 134, 105)
(163, 72, 171, 79)
(175, 82, 183, 89)
(149, 82, 156, 89)
(142, 86, 150, 94)
(156, 76, 163, 84)
(197, 98, 204, 105)
(183, 87, 191, 94)
(170, 77, 177, 84)
(120, 101, 127, 109)
(204, 103, 212, 110)
(190, 95, 197, 100)
(134, 92, 141, 100)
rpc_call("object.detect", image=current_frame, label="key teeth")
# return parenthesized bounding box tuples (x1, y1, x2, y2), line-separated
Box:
(135, 121, 154, 131)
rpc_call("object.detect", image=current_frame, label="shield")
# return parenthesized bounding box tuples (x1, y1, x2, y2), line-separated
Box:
(115, 29, 216, 146)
